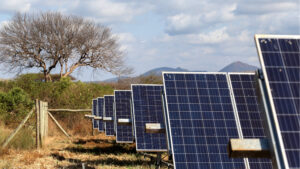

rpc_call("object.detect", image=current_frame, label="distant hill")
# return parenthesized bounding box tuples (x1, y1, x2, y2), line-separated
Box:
(142, 66, 207, 76)
(100, 67, 205, 82)
(219, 61, 258, 72)
(100, 62, 258, 82)
(142, 67, 189, 76)
(102, 76, 129, 82)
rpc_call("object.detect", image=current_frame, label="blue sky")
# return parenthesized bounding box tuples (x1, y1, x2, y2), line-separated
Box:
(0, 0, 299, 81)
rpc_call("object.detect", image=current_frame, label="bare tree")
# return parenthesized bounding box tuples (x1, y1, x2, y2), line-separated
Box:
(0, 12, 131, 81)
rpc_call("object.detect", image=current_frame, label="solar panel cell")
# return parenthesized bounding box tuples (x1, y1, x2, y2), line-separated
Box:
(114, 90, 134, 143)
(163, 72, 246, 169)
(256, 35, 300, 169)
(97, 97, 104, 132)
(229, 73, 273, 169)
(104, 95, 114, 136)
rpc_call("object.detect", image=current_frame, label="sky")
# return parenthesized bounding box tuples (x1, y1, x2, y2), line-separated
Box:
(0, 0, 299, 81)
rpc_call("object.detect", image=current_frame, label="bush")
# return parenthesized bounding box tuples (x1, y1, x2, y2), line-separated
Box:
(0, 73, 117, 149)
(0, 74, 115, 125)
(0, 87, 34, 126)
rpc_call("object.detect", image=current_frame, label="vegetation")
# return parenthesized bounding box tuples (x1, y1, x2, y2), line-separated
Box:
(0, 123, 35, 150)
(0, 73, 115, 150)
(0, 87, 34, 125)
(0, 11, 132, 82)
(0, 73, 162, 151)
(0, 73, 114, 112)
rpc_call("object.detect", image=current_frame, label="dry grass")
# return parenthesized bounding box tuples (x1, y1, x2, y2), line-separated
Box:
(48, 112, 92, 137)
(0, 114, 171, 169)
(0, 125, 11, 146)
(20, 151, 44, 165)
(0, 132, 170, 169)
(0, 125, 35, 150)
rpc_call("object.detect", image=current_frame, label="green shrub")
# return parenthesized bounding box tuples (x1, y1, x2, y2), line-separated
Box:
(0, 87, 34, 125)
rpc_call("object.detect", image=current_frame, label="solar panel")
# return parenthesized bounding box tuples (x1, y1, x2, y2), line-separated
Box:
(255, 35, 300, 169)
(104, 95, 115, 136)
(163, 72, 246, 169)
(97, 97, 104, 132)
(92, 99, 98, 129)
(131, 84, 168, 152)
(162, 91, 173, 154)
(228, 72, 273, 169)
(114, 90, 134, 143)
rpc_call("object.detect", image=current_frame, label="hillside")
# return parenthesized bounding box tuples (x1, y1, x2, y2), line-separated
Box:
(141, 67, 189, 76)
(101, 61, 258, 82)
(219, 61, 258, 72)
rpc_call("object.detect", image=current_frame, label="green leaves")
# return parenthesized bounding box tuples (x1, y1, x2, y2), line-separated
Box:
(0, 87, 34, 124)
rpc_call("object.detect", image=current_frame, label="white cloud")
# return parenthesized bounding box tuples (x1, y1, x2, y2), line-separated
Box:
(235, 1, 298, 15)
(165, 3, 236, 35)
(0, 0, 151, 24)
(0, 0, 298, 81)
(112, 32, 137, 53)
(238, 30, 251, 43)
(0, 0, 32, 13)
(187, 27, 230, 44)
(77, 0, 143, 23)
(166, 14, 199, 35)
(116, 33, 136, 43)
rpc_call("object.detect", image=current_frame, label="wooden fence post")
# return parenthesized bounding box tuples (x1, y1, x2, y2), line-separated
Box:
(44, 102, 48, 138)
(36, 99, 40, 149)
(40, 101, 44, 147)
(39, 101, 48, 147)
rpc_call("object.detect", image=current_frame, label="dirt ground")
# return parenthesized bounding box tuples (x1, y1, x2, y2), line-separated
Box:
(0, 132, 171, 169)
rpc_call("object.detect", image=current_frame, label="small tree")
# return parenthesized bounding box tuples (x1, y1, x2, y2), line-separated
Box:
(0, 12, 132, 81)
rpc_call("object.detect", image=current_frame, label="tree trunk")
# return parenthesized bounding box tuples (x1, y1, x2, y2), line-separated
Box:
(47, 74, 52, 82)
(63, 64, 80, 78)
(43, 71, 52, 82)
(60, 64, 63, 78)
(43, 71, 48, 82)
(65, 62, 68, 75)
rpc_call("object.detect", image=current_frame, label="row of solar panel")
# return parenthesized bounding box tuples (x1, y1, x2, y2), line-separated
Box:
(91, 73, 271, 169)
(92, 96, 114, 136)
(90, 35, 299, 169)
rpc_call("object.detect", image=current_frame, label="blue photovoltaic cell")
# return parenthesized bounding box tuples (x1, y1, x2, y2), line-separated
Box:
(97, 97, 104, 132)
(229, 73, 273, 169)
(131, 84, 168, 152)
(114, 90, 134, 143)
(256, 36, 300, 169)
(163, 72, 246, 169)
(104, 95, 115, 136)
(92, 99, 98, 129)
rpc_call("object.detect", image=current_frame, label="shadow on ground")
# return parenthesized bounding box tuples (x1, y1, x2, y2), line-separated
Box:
(52, 152, 151, 167)
(65, 143, 136, 155)
(51, 137, 154, 168)
(73, 138, 115, 145)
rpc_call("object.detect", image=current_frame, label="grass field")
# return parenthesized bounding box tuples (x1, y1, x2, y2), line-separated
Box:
(0, 131, 170, 169)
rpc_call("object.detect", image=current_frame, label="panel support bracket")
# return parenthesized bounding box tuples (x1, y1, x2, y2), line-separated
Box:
(228, 138, 271, 158)
(145, 123, 165, 133)
(118, 118, 132, 125)
(103, 117, 113, 121)
(84, 115, 95, 119)
(93, 116, 102, 120)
